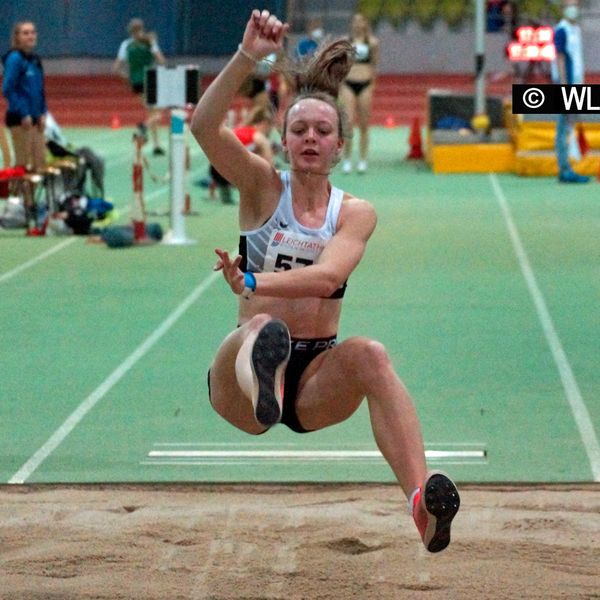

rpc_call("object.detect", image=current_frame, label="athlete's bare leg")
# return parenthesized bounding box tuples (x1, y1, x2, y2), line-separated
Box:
(294, 336, 427, 497)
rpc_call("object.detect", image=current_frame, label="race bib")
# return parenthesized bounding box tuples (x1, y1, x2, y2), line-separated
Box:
(263, 229, 326, 272)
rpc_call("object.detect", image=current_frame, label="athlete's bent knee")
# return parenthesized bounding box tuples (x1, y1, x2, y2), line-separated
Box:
(355, 338, 393, 388)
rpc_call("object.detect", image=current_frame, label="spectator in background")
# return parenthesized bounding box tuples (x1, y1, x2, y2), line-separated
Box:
(0, 126, 10, 167)
(551, 0, 589, 183)
(492, 1, 521, 83)
(210, 106, 276, 205)
(2, 21, 47, 171)
(295, 17, 325, 59)
(239, 50, 283, 115)
(266, 52, 289, 116)
(486, 0, 506, 32)
(113, 18, 166, 156)
(339, 13, 379, 174)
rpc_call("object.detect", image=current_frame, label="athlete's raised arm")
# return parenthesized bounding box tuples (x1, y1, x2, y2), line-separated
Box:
(191, 10, 289, 196)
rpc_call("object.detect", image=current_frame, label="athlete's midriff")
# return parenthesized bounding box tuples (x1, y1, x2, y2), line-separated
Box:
(238, 295, 342, 339)
(345, 61, 374, 84)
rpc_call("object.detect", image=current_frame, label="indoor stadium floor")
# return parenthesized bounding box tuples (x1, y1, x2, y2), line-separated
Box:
(1, 125, 599, 484)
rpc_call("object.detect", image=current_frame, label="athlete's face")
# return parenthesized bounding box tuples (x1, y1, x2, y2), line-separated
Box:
(283, 98, 343, 173)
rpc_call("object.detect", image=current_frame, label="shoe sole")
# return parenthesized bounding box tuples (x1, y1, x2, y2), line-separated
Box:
(559, 179, 589, 183)
(423, 473, 460, 553)
(250, 320, 291, 427)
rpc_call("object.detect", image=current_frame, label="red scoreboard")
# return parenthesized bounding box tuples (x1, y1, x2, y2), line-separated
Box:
(507, 26, 556, 61)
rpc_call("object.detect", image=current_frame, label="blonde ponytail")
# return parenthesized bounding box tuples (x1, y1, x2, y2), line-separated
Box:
(289, 39, 354, 98)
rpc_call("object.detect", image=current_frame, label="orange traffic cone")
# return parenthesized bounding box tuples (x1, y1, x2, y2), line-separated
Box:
(406, 117, 424, 160)
(111, 114, 121, 129)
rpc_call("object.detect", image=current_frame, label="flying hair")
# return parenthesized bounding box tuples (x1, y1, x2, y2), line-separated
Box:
(289, 38, 355, 98)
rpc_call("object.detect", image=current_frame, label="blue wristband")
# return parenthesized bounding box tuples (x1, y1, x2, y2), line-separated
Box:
(244, 272, 256, 292)
(241, 272, 257, 299)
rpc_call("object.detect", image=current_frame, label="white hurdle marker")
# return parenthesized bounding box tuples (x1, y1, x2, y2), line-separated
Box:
(163, 108, 195, 245)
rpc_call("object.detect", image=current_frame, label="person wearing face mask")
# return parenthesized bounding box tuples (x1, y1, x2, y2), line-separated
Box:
(551, 0, 590, 183)
(296, 17, 325, 59)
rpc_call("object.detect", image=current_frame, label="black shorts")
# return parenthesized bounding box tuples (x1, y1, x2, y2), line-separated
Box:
(131, 82, 144, 95)
(282, 336, 337, 432)
(344, 79, 373, 97)
(5, 112, 41, 127)
(207, 335, 337, 434)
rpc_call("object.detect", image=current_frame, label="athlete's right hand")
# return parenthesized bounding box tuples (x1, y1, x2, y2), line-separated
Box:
(214, 248, 245, 296)
(240, 9, 289, 62)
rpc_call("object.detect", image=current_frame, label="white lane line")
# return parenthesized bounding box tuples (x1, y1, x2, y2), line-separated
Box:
(0, 238, 77, 285)
(8, 267, 222, 484)
(140, 460, 485, 467)
(147, 450, 486, 459)
(0, 175, 163, 287)
(152, 441, 486, 447)
(489, 173, 600, 481)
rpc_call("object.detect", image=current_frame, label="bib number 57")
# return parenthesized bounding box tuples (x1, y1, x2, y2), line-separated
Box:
(275, 254, 314, 271)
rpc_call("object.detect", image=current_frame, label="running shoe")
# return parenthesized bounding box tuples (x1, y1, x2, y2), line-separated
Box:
(559, 170, 590, 183)
(26, 227, 44, 237)
(249, 319, 291, 427)
(411, 471, 460, 553)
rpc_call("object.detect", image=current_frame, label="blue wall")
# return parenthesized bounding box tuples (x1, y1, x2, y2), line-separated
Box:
(0, 0, 287, 58)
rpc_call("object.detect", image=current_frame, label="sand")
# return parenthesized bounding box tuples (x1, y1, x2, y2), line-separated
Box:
(1, 483, 598, 599)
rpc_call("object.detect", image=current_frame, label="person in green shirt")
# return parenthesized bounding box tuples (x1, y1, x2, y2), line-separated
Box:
(113, 18, 166, 155)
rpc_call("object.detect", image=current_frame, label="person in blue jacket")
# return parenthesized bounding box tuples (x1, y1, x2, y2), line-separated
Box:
(551, 0, 589, 183)
(2, 21, 47, 171)
(295, 17, 324, 59)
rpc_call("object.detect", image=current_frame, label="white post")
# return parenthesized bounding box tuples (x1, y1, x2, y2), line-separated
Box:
(474, 0, 486, 116)
(163, 108, 195, 245)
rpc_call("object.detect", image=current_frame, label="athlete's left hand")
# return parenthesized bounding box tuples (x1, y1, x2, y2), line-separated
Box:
(214, 248, 244, 295)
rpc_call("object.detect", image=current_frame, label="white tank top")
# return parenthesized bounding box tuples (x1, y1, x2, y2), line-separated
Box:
(239, 171, 346, 298)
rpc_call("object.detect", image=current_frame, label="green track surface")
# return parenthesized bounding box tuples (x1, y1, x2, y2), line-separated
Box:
(1, 126, 598, 484)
